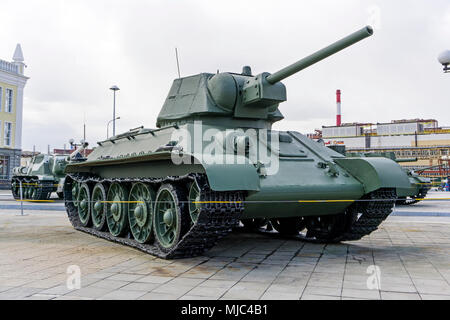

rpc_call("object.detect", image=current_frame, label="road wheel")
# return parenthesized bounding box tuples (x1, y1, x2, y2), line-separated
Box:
(153, 183, 190, 253)
(106, 182, 129, 236)
(128, 182, 155, 244)
(91, 183, 108, 231)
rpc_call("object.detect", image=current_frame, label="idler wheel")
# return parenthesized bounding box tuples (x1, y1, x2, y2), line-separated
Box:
(106, 182, 129, 237)
(128, 182, 155, 244)
(153, 183, 189, 253)
(77, 182, 92, 227)
(188, 181, 201, 224)
(91, 183, 108, 231)
(72, 181, 80, 207)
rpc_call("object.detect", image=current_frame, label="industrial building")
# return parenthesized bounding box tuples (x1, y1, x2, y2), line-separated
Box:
(0, 44, 29, 188)
(307, 91, 450, 178)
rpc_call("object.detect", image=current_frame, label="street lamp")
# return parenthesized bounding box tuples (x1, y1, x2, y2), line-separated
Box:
(110, 85, 120, 136)
(107, 117, 121, 139)
(438, 50, 450, 73)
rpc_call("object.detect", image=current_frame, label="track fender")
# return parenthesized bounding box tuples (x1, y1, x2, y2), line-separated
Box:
(334, 157, 410, 194)
(194, 154, 260, 192)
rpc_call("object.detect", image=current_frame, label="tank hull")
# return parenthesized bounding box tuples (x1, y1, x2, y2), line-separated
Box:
(66, 123, 410, 219)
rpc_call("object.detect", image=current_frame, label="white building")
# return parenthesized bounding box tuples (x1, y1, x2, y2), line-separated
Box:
(0, 44, 29, 187)
(321, 119, 450, 169)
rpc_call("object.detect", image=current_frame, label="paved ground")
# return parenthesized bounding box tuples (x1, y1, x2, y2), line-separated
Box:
(0, 190, 449, 300)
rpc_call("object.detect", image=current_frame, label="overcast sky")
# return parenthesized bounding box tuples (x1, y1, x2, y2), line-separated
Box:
(1, 0, 449, 152)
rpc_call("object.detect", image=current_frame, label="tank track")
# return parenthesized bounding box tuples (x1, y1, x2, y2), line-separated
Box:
(337, 188, 396, 241)
(64, 173, 244, 259)
(11, 177, 54, 201)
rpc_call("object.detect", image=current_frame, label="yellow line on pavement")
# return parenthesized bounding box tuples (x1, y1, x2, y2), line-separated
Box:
(15, 200, 55, 203)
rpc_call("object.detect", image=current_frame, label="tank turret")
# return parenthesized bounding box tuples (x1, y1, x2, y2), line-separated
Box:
(157, 26, 373, 127)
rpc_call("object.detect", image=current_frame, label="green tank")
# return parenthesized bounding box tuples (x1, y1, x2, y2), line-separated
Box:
(64, 26, 411, 259)
(11, 153, 69, 200)
(346, 152, 431, 205)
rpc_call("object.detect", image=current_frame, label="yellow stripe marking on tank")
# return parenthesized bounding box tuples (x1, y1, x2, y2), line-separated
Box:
(193, 201, 243, 204)
(100, 201, 145, 204)
(298, 200, 355, 203)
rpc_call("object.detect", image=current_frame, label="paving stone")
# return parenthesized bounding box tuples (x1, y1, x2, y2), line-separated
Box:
(265, 284, 305, 294)
(39, 285, 75, 295)
(198, 279, 237, 289)
(301, 294, 340, 300)
(0, 286, 42, 299)
(222, 289, 264, 300)
(26, 294, 59, 300)
(90, 279, 129, 290)
(308, 277, 343, 288)
(66, 287, 113, 299)
(379, 282, 417, 293)
(380, 291, 421, 300)
(179, 295, 217, 300)
(303, 286, 342, 297)
(0, 285, 15, 293)
(53, 295, 93, 300)
(99, 290, 146, 300)
(221, 282, 270, 300)
(152, 284, 194, 296)
(167, 277, 205, 287)
(341, 288, 380, 300)
(0, 195, 449, 301)
(136, 275, 173, 284)
(107, 273, 144, 282)
(119, 282, 160, 292)
(415, 284, 450, 295)
(186, 286, 228, 299)
(82, 272, 116, 280)
(260, 291, 301, 300)
(420, 294, 450, 300)
(138, 292, 183, 300)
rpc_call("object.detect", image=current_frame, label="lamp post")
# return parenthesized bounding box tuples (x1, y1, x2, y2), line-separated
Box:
(107, 117, 121, 139)
(438, 50, 450, 73)
(110, 85, 120, 136)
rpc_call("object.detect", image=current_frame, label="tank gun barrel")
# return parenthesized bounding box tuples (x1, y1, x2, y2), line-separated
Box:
(416, 164, 445, 174)
(266, 26, 374, 84)
(69, 142, 89, 161)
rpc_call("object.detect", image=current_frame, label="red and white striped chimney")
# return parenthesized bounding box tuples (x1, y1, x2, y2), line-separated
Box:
(336, 89, 342, 126)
